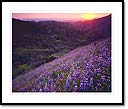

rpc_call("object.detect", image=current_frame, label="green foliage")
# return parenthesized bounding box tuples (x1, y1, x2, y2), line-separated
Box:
(42, 48, 50, 52)
(13, 64, 32, 79)
(51, 71, 59, 79)
(93, 73, 101, 81)
(50, 53, 61, 58)
(50, 49, 69, 59)
(18, 64, 31, 69)
(15, 48, 35, 54)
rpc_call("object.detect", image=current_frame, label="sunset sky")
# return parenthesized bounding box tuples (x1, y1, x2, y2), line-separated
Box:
(12, 13, 110, 21)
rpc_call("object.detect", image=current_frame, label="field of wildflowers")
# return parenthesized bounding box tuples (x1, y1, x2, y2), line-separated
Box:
(12, 38, 111, 92)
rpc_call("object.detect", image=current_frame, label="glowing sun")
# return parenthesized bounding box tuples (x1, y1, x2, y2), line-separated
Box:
(82, 13, 96, 20)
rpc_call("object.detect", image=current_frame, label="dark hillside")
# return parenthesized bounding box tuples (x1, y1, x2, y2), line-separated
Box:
(12, 15, 111, 79)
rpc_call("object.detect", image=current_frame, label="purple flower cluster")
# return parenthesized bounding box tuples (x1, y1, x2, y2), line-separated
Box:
(12, 38, 111, 92)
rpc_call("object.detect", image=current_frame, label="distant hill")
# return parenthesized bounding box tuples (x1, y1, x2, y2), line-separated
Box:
(71, 15, 111, 44)
(12, 38, 111, 92)
(12, 15, 111, 48)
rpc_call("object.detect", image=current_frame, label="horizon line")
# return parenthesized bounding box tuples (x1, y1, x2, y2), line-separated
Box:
(12, 14, 111, 22)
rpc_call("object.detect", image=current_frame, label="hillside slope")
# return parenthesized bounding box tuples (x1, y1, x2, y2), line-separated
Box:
(12, 38, 111, 92)
(12, 15, 111, 79)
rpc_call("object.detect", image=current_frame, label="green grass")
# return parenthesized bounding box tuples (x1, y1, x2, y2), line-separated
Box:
(42, 48, 50, 52)
(13, 64, 32, 78)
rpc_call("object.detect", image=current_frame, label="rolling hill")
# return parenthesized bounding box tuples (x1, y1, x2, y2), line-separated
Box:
(12, 38, 111, 92)
(12, 15, 111, 79)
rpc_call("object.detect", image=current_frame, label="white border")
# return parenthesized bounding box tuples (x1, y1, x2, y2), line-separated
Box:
(2, 2, 122, 103)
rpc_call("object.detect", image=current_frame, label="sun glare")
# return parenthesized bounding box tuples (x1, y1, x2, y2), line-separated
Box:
(82, 13, 96, 20)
